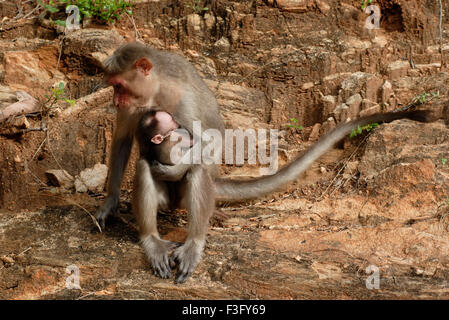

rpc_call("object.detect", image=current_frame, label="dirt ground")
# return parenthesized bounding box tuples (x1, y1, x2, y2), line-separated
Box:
(0, 0, 449, 299)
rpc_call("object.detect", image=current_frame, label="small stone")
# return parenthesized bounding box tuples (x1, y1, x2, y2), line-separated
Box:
(309, 123, 321, 142)
(301, 82, 314, 90)
(344, 161, 359, 175)
(275, 0, 311, 13)
(74, 163, 107, 193)
(186, 14, 202, 35)
(381, 80, 393, 103)
(10, 115, 30, 129)
(321, 117, 336, 134)
(359, 104, 381, 117)
(204, 13, 216, 31)
(345, 94, 362, 118)
(321, 95, 337, 116)
(1, 255, 14, 264)
(185, 49, 199, 57)
(315, 0, 330, 15)
(214, 37, 230, 51)
(45, 169, 74, 189)
(387, 60, 410, 80)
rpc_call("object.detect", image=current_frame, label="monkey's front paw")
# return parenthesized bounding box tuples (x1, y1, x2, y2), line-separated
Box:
(170, 239, 204, 283)
(95, 196, 119, 230)
(149, 161, 169, 177)
(142, 236, 179, 279)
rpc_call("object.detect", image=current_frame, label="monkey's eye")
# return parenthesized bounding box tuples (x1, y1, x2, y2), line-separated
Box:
(114, 84, 126, 94)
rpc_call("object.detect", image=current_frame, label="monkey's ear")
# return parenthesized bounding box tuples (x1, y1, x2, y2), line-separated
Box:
(151, 134, 164, 144)
(135, 58, 153, 76)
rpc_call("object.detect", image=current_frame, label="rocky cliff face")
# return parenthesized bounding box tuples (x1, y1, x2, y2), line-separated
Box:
(0, 0, 448, 299)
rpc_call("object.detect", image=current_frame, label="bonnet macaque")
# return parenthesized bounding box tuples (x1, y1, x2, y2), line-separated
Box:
(97, 42, 433, 283)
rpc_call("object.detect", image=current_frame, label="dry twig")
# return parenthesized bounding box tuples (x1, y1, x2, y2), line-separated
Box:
(126, 13, 141, 41)
(65, 198, 103, 233)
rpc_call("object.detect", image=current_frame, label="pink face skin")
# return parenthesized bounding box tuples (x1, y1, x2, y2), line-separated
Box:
(150, 111, 179, 144)
(107, 76, 131, 109)
(106, 58, 155, 111)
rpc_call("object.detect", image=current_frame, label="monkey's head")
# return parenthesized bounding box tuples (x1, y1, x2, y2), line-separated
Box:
(103, 43, 159, 111)
(138, 111, 179, 145)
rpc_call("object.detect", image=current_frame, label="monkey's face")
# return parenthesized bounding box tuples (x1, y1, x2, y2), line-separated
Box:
(107, 76, 132, 108)
(106, 58, 157, 112)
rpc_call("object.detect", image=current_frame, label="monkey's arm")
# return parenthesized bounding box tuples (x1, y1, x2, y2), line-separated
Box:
(150, 161, 191, 181)
(96, 116, 134, 228)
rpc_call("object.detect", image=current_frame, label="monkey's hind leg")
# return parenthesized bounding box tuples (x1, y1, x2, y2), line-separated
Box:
(133, 159, 178, 279)
(170, 166, 215, 283)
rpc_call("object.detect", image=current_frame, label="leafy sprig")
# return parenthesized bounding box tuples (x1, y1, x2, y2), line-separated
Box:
(287, 118, 303, 130)
(43, 82, 75, 116)
(38, 0, 134, 25)
(361, 0, 373, 10)
(186, 0, 209, 13)
(349, 123, 378, 138)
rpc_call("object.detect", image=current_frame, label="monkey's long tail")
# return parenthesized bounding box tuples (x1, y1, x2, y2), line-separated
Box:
(214, 110, 433, 202)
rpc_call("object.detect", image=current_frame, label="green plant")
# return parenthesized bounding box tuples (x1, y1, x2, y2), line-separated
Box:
(37, 0, 66, 26)
(287, 118, 303, 130)
(43, 82, 75, 116)
(442, 158, 448, 165)
(349, 122, 379, 138)
(38, 0, 59, 13)
(71, 0, 133, 23)
(417, 92, 430, 104)
(40, 0, 134, 25)
(413, 90, 440, 105)
(186, 0, 209, 13)
(433, 90, 440, 99)
(361, 0, 373, 10)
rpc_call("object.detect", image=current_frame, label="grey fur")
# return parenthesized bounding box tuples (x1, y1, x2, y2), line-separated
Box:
(98, 43, 433, 284)
(150, 162, 193, 181)
(215, 110, 432, 201)
(98, 43, 224, 283)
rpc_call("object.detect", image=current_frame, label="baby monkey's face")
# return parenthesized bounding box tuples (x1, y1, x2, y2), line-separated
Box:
(141, 111, 179, 145)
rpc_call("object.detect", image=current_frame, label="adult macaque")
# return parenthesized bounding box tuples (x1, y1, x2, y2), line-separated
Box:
(98, 42, 223, 283)
(97, 42, 432, 283)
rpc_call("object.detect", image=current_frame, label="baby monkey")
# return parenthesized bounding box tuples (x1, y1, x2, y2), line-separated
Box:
(137, 109, 228, 219)
(136, 110, 194, 182)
